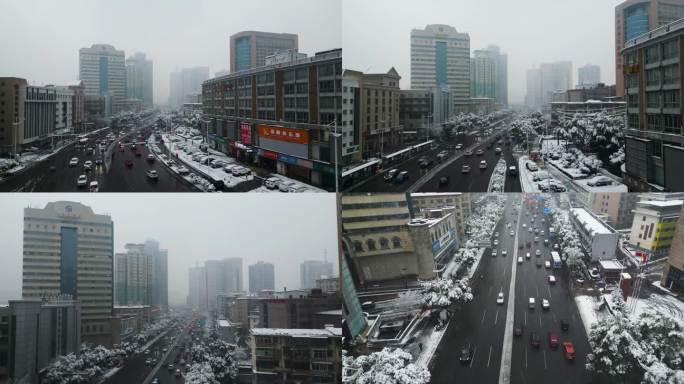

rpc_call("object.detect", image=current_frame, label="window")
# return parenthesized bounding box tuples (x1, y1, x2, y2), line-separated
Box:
(646, 69, 661, 86)
(662, 64, 680, 84)
(663, 90, 680, 108)
(646, 92, 661, 108)
(379, 237, 389, 249)
(662, 39, 679, 60)
(392, 236, 402, 248)
(628, 94, 639, 107)
(646, 45, 660, 64)
(366, 239, 376, 251)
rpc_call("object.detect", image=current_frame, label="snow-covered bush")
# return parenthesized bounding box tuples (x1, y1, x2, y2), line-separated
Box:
(548, 199, 586, 271)
(420, 277, 473, 309)
(342, 348, 431, 384)
(488, 159, 507, 192)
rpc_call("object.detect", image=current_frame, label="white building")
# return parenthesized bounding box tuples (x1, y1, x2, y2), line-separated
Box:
(577, 64, 600, 88)
(23, 201, 117, 346)
(411, 24, 470, 112)
(341, 71, 360, 161)
(570, 207, 619, 261)
(78, 44, 126, 116)
(48, 85, 74, 134)
(407, 206, 460, 276)
(629, 199, 683, 260)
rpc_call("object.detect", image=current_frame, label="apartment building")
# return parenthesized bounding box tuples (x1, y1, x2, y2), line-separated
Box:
(409, 192, 471, 237)
(629, 198, 683, 259)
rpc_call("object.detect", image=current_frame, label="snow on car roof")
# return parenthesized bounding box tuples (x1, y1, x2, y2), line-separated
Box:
(570, 207, 612, 235)
(250, 327, 341, 338)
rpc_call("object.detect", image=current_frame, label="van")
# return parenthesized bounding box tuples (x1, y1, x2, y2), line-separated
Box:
(529, 297, 535, 309)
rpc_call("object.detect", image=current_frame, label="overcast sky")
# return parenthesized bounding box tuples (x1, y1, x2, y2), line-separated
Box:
(343, 0, 624, 104)
(0, 0, 341, 105)
(0, 194, 338, 306)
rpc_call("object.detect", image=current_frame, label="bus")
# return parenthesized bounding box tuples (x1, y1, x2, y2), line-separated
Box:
(551, 251, 562, 269)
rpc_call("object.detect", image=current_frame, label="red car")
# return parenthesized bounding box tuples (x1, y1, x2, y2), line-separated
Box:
(548, 332, 559, 349)
(125, 160, 134, 167)
(563, 342, 575, 361)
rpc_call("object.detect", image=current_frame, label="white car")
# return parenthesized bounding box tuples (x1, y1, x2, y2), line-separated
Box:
(548, 275, 556, 284)
(494, 232, 499, 238)
(88, 181, 99, 192)
(526, 252, 531, 259)
(264, 177, 280, 190)
(510, 230, 514, 236)
(84, 160, 93, 170)
(77, 174, 88, 187)
(517, 257, 523, 264)
(493, 239, 499, 246)
(497, 292, 505, 305)
(69, 157, 79, 166)
(544, 261, 551, 268)
(501, 250, 507, 256)
(479, 160, 487, 169)
(529, 297, 535, 309)
(177, 166, 190, 175)
(492, 249, 498, 257)
(535, 249, 541, 256)
(542, 299, 550, 310)
(522, 224, 527, 228)
(146, 169, 158, 179)
(278, 181, 295, 192)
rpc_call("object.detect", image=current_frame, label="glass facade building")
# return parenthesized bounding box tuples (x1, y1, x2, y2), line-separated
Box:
(625, 4, 650, 41)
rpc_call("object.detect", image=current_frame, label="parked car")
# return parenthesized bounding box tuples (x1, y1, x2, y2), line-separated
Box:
(264, 177, 280, 189)
(587, 176, 613, 187)
(177, 166, 190, 175)
(278, 181, 295, 192)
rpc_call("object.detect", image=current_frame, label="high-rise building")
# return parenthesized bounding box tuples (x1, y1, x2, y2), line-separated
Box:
(525, 68, 542, 108)
(300, 260, 334, 289)
(577, 64, 601, 88)
(204, 258, 243, 311)
(399, 87, 453, 138)
(22, 201, 116, 346)
(188, 266, 208, 311)
(661, 206, 684, 292)
(114, 240, 167, 309)
(145, 239, 168, 310)
(125, 52, 153, 107)
(622, 20, 684, 191)
(615, 0, 684, 96)
(68, 81, 87, 133)
(411, 24, 470, 112)
(248, 261, 275, 293)
(629, 198, 683, 260)
(470, 46, 508, 106)
(229, 31, 298, 72)
(78, 44, 126, 116)
(169, 66, 209, 109)
(588, 193, 638, 229)
(540, 61, 572, 105)
(6, 296, 80, 384)
(341, 70, 361, 162)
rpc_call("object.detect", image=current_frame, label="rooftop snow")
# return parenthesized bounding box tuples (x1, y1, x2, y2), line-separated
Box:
(217, 319, 231, 327)
(570, 207, 612, 235)
(250, 327, 341, 338)
(411, 192, 463, 197)
(638, 199, 684, 208)
(598, 259, 625, 270)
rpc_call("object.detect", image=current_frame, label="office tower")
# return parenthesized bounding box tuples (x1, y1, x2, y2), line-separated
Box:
(249, 261, 275, 293)
(78, 44, 126, 116)
(168, 66, 209, 108)
(622, 22, 684, 191)
(203, 258, 243, 311)
(577, 64, 601, 88)
(540, 61, 572, 105)
(615, 0, 684, 96)
(300, 260, 334, 290)
(661, 206, 684, 292)
(588, 193, 638, 229)
(145, 239, 168, 310)
(22, 201, 116, 346)
(229, 31, 298, 72)
(115, 244, 152, 306)
(411, 24, 471, 112)
(525, 68, 542, 108)
(188, 266, 208, 311)
(125, 52, 154, 107)
(470, 45, 508, 106)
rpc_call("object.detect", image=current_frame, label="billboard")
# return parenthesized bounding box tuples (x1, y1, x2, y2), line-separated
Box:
(239, 122, 252, 145)
(257, 125, 308, 145)
(431, 228, 455, 256)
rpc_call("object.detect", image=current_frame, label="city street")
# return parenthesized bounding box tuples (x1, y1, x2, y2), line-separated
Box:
(430, 194, 593, 383)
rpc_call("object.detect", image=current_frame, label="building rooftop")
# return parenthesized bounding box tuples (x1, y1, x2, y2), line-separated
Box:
(217, 319, 231, 327)
(570, 207, 613, 235)
(598, 259, 625, 271)
(411, 192, 464, 197)
(251, 327, 342, 338)
(638, 199, 683, 208)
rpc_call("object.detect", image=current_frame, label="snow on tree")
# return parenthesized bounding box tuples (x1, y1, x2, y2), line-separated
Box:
(420, 277, 473, 309)
(553, 111, 625, 168)
(342, 348, 431, 384)
(185, 362, 218, 384)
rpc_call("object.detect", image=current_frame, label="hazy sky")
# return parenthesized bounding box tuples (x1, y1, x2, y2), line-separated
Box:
(343, 0, 625, 104)
(0, 0, 341, 105)
(0, 194, 338, 306)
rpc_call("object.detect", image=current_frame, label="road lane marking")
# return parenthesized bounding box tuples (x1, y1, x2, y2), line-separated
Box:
(470, 345, 477, 368)
(481, 310, 487, 324)
(553, 313, 557, 324)
(547, 286, 552, 298)
(539, 314, 542, 327)
(524, 309, 527, 326)
(489, 286, 493, 296)
(543, 350, 547, 370)
(495, 309, 499, 325)
(487, 345, 493, 368)
(536, 285, 539, 297)
(525, 347, 528, 369)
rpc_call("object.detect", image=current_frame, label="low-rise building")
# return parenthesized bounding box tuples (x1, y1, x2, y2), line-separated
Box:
(407, 206, 461, 275)
(629, 199, 683, 260)
(588, 193, 638, 229)
(399, 87, 453, 139)
(409, 192, 471, 237)
(112, 305, 160, 336)
(661, 206, 684, 292)
(250, 327, 341, 383)
(570, 207, 619, 261)
(315, 276, 339, 293)
(598, 259, 626, 282)
(0, 305, 8, 381)
(550, 100, 626, 125)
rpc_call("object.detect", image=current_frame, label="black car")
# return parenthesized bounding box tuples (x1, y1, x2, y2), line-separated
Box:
(536, 260, 542, 268)
(439, 176, 449, 186)
(514, 323, 523, 336)
(459, 343, 473, 364)
(560, 319, 570, 332)
(530, 332, 541, 348)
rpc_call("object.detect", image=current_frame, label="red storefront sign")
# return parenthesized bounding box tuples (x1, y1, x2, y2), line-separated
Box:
(261, 150, 278, 160)
(240, 122, 252, 145)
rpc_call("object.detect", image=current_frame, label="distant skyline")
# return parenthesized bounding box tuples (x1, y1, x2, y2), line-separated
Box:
(0, 194, 338, 306)
(0, 0, 341, 105)
(343, 0, 624, 104)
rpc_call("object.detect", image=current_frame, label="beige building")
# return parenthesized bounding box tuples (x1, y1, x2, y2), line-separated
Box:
(23, 201, 117, 346)
(588, 193, 638, 229)
(340, 194, 415, 285)
(661, 207, 684, 292)
(408, 206, 461, 278)
(79, 44, 126, 116)
(250, 327, 341, 384)
(629, 199, 683, 259)
(409, 192, 471, 237)
(358, 68, 402, 157)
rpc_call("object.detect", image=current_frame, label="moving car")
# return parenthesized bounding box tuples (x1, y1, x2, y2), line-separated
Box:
(69, 157, 79, 166)
(497, 292, 505, 305)
(535, 249, 541, 256)
(495, 147, 502, 154)
(465, 150, 473, 157)
(168, 364, 174, 371)
(77, 174, 88, 187)
(492, 249, 498, 257)
(545, 261, 551, 268)
(548, 332, 559, 349)
(530, 332, 541, 348)
(542, 299, 550, 310)
(84, 160, 93, 170)
(514, 323, 523, 336)
(493, 239, 499, 246)
(510, 230, 514, 236)
(563, 342, 575, 360)
(560, 319, 570, 332)
(526, 252, 531, 259)
(89, 181, 99, 192)
(517, 257, 523, 264)
(508, 166, 518, 176)
(501, 250, 507, 256)
(479, 160, 487, 169)
(395, 171, 409, 183)
(536, 260, 542, 268)
(476, 149, 484, 156)
(455, 144, 463, 150)
(147, 154, 155, 162)
(384, 169, 398, 182)
(175, 369, 182, 377)
(548, 275, 556, 284)
(529, 297, 535, 309)
(125, 159, 134, 167)
(147, 169, 158, 179)
(459, 343, 474, 364)
(439, 176, 449, 186)
(461, 165, 471, 173)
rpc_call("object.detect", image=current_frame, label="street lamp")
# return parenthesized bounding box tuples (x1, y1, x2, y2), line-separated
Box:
(325, 120, 341, 194)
